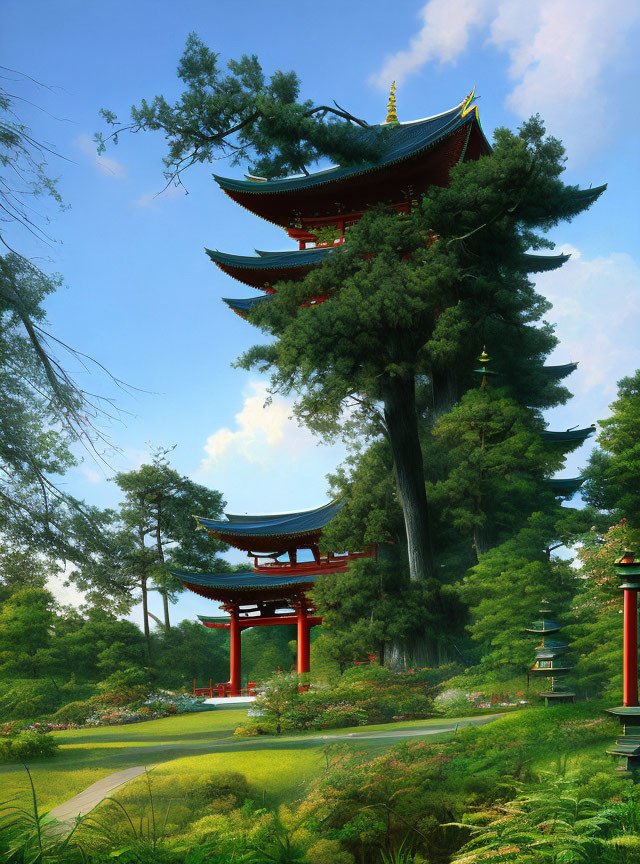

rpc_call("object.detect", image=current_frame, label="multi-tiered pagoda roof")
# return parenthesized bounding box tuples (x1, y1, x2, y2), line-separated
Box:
(527, 603, 575, 703)
(175, 498, 373, 610)
(212, 94, 491, 230)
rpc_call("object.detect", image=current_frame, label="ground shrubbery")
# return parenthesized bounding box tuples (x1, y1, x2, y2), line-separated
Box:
(202, 771, 251, 810)
(0, 728, 59, 762)
(237, 665, 441, 736)
(0, 678, 96, 722)
(5, 702, 623, 864)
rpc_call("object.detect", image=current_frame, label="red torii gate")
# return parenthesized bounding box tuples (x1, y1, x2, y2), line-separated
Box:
(198, 603, 322, 695)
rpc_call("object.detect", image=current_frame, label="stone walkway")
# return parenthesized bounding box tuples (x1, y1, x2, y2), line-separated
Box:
(48, 765, 149, 824)
(47, 713, 501, 828)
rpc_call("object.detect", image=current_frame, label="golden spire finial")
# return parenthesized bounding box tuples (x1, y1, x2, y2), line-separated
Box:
(386, 81, 399, 124)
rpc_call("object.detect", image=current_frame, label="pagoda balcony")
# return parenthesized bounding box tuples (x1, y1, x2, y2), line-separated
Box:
(252, 547, 375, 575)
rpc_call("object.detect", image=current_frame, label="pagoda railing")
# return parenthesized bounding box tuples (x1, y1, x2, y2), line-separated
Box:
(252, 547, 375, 575)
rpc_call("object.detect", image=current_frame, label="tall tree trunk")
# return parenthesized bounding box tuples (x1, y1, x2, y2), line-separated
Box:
(155, 517, 171, 631)
(473, 525, 492, 560)
(381, 374, 435, 582)
(161, 591, 170, 630)
(431, 367, 459, 418)
(138, 523, 151, 649)
(141, 574, 150, 651)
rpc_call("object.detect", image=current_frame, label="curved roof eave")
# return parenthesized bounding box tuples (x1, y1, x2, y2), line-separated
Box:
(212, 101, 489, 197)
(174, 571, 320, 589)
(194, 498, 345, 538)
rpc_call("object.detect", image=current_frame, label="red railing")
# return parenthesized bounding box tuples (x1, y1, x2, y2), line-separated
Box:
(253, 547, 376, 575)
(193, 679, 257, 698)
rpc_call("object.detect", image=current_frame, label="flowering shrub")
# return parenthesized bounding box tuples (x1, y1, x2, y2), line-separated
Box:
(236, 666, 435, 736)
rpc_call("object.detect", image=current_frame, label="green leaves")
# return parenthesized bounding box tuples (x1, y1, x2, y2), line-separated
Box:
(583, 370, 640, 527)
(96, 34, 379, 183)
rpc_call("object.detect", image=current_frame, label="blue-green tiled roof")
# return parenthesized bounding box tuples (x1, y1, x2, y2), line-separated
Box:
(222, 295, 271, 315)
(195, 498, 344, 538)
(209, 244, 568, 273)
(544, 477, 585, 496)
(213, 103, 480, 195)
(516, 252, 570, 272)
(174, 571, 320, 589)
(541, 427, 595, 443)
(207, 246, 333, 270)
(541, 363, 578, 380)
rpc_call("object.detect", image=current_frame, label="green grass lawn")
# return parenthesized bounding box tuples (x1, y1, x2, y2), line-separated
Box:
(1, 708, 482, 812)
(0, 709, 247, 811)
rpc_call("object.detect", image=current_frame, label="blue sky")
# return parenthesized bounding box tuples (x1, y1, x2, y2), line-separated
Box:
(4, 0, 640, 626)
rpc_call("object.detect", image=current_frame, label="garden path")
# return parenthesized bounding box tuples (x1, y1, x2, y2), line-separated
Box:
(47, 713, 501, 827)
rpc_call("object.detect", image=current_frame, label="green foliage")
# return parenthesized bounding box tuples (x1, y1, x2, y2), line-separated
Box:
(250, 674, 302, 736)
(97, 667, 149, 705)
(0, 729, 59, 762)
(448, 777, 639, 863)
(583, 370, 640, 528)
(202, 772, 250, 809)
(148, 619, 228, 688)
(322, 440, 403, 551)
(51, 699, 95, 725)
(70, 447, 228, 632)
(0, 255, 90, 557)
(312, 560, 412, 662)
(0, 768, 85, 862)
(293, 705, 616, 863)
(241, 118, 600, 434)
(569, 521, 640, 697)
(239, 666, 434, 736)
(96, 33, 383, 184)
(0, 544, 50, 604)
(0, 677, 95, 721)
(460, 512, 579, 677)
(55, 606, 146, 677)
(428, 388, 565, 554)
(0, 589, 58, 679)
(242, 624, 296, 683)
(238, 117, 602, 586)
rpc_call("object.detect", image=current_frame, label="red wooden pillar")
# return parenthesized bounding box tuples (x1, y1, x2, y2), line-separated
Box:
(297, 603, 310, 676)
(229, 608, 241, 696)
(623, 588, 639, 707)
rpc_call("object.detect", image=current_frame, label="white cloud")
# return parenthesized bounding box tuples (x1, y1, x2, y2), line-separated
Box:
(373, 0, 492, 87)
(134, 184, 185, 209)
(81, 466, 103, 484)
(537, 247, 640, 402)
(47, 561, 86, 608)
(74, 134, 126, 178)
(372, 0, 640, 159)
(199, 381, 318, 471)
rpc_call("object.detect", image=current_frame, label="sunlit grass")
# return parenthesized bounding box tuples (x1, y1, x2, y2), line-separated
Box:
(0, 708, 496, 813)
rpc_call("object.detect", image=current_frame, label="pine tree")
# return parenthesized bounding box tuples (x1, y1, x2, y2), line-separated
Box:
(582, 370, 640, 528)
(240, 118, 604, 583)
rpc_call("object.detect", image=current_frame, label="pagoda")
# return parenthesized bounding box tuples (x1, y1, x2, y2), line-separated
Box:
(174, 499, 374, 695)
(473, 350, 595, 493)
(207, 87, 603, 322)
(526, 602, 575, 705)
(182, 89, 602, 693)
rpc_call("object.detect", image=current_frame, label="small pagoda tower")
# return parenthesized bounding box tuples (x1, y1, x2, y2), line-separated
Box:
(526, 602, 575, 705)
